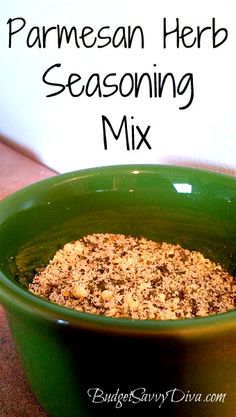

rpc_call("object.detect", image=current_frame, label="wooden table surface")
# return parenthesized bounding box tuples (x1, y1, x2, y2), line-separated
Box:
(0, 141, 56, 417)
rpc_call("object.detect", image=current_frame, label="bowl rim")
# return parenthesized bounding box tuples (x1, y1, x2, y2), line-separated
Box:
(1, 163, 236, 336)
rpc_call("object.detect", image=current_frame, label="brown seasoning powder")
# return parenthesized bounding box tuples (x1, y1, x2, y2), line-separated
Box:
(29, 233, 236, 320)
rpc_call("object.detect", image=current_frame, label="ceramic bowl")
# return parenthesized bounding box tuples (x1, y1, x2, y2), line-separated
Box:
(0, 165, 236, 417)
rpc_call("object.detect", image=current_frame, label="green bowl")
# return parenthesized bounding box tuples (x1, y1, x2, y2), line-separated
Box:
(0, 165, 236, 417)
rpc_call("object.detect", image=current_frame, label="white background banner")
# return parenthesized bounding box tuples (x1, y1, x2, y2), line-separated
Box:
(0, 0, 235, 173)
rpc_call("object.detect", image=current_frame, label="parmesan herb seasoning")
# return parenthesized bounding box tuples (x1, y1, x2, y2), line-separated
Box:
(29, 233, 236, 320)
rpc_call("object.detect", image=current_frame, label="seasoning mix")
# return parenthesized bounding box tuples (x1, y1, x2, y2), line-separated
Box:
(29, 233, 236, 320)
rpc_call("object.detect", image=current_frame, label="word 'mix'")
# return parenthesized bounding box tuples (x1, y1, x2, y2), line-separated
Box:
(102, 115, 151, 151)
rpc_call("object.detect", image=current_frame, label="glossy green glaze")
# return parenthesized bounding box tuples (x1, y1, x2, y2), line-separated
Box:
(0, 165, 236, 417)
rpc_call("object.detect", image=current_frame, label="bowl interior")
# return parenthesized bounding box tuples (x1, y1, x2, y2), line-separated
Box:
(0, 165, 236, 296)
